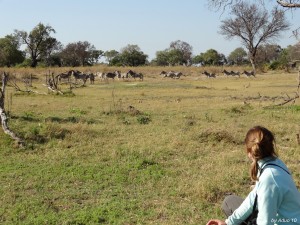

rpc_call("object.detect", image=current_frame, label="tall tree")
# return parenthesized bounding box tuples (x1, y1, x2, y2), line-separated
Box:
(219, 2, 290, 72)
(192, 54, 205, 65)
(228, 47, 248, 65)
(104, 50, 119, 65)
(119, 44, 148, 66)
(60, 41, 100, 66)
(169, 40, 193, 65)
(154, 49, 185, 66)
(203, 49, 220, 65)
(255, 44, 282, 65)
(14, 23, 59, 67)
(90, 50, 104, 65)
(154, 50, 169, 66)
(154, 40, 193, 66)
(207, 0, 299, 37)
(41, 39, 63, 67)
(166, 49, 185, 66)
(0, 35, 25, 67)
(194, 49, 225, 66)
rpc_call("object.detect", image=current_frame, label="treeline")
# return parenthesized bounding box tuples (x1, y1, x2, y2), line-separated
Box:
(0, 22, 299, 69)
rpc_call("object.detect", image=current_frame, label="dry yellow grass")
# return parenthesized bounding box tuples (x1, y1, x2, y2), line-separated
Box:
(0, 66, 299, 224)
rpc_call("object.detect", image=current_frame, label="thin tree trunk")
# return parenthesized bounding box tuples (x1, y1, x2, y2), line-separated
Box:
(0, 72, 25, 147)
(249, 54, 257, 75)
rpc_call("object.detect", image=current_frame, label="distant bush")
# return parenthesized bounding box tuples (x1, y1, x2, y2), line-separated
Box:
(269, 61, 281, 70)
(15, 58, 32, 68)
(137, 114, 151, 124)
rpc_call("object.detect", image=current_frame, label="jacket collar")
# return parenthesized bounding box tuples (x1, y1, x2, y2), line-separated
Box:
(258, 156, 277, 169)
(257, 156, 278, 177)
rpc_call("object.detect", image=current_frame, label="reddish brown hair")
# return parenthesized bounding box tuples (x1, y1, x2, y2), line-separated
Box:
(244, 126, 277, 181)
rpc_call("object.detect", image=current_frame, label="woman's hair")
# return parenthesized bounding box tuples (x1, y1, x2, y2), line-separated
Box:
(244, 126, 278, 181)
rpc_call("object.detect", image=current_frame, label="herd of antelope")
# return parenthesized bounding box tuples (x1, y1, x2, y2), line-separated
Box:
(201, 69, 255, 78)
(222, 69, 255, 77)
(56, 69, 144, 84)
(55, 68, 256, 84)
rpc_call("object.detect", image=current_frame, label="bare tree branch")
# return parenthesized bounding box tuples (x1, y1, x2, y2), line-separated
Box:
(207, 0, 299, 38)
(277, 0, 300, 8)
(219, 2, 290, 73)
(208, 0, 300, 9)
(44, 72, 64, 95)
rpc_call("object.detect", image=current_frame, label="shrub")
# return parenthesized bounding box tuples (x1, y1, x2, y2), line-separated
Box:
(137, 114, 151, 124)
(269, 61, 281, 70)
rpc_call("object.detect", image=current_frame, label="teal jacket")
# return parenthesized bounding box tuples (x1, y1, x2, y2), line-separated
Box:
(225, 157, 300, 225)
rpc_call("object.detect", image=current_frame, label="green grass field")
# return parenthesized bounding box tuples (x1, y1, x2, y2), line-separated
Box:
(0, 67, 299, 224)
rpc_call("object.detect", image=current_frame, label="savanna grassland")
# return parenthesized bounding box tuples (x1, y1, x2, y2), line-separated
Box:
(0, 66, 299, 225)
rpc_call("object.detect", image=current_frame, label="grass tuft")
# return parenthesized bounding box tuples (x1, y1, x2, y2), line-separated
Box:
(196, 129, 240, 144)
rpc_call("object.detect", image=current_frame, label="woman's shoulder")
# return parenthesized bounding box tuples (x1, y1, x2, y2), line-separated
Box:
(260, 157, 289, 172)
(267, 158, 290, 174)
(259, 158, 292, 187)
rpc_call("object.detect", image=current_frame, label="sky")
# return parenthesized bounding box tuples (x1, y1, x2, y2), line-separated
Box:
(0, 0, 299, 61)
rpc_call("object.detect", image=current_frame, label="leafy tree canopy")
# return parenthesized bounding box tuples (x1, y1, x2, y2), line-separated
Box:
(0, 35, 25, 67)
(14, 23, 59, 67)
(194, 49, 225, 66)
(119, 44, 148, 66)
(60, 41, 99, 67)
(227, 47, 248, 65)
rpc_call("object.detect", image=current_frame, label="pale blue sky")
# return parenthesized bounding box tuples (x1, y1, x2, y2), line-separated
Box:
(0, 0, 299, 60)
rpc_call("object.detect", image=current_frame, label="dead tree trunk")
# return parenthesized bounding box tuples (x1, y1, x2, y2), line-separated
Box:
(45, 72, 63, 95)
(0, 72, 25, 147)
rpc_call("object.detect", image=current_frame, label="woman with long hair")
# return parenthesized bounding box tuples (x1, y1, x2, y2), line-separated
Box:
(206, 126, 300, 225)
